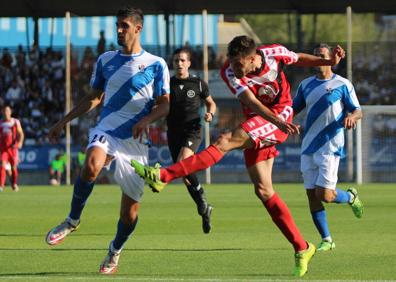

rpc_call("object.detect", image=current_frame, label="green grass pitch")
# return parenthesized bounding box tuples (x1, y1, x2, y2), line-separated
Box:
(0, 183, 395, 281)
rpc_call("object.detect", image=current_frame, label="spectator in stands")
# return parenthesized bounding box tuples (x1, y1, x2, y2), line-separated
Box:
(5, 79, 23, 106)
(97, 30, 106, 56)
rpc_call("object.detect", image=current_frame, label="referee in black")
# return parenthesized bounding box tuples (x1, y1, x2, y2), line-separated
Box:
(167, 47, 216, 233)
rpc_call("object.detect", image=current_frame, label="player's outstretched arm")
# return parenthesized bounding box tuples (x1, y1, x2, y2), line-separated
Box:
(295, 45, 345, 67)
(239, 89, 300, 135)
(48, 89, 104, 142)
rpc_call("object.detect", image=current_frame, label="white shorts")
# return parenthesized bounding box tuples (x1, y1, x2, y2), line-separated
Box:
(87, 128, 148, 202)
(300, 153, 340, 190)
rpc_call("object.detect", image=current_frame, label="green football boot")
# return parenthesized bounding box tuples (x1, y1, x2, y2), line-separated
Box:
(130, 160, 166, 192)
(293, 242, 316, 277)
(348, 187, 363, 218)
(317, 240, 336, 252)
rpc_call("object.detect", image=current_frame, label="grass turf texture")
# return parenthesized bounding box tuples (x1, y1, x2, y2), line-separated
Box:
(0, 183, 395, 281)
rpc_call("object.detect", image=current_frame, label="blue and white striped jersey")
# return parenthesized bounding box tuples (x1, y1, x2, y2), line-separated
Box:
(90, 50, 170, 140)
(293, 74, 360, 157)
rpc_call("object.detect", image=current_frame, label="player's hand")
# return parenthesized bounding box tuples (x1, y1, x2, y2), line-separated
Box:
(343, 116, 357, 129)
(132, 118, 149, 139)
(275, 120, 300, 135)
(48, 122, 64, 143)
(331, 45, 346, 66)
(204, 112, 213, 123)
(17, 142, 23, 149)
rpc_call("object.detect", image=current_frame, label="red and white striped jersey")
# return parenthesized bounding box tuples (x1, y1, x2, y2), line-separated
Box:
(0, 118, 20, 150)
(220, 44, 298, 118)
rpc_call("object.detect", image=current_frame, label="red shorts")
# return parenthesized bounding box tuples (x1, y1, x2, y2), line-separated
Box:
(1, 148, 19, 166)
(241, 106, 293, 167)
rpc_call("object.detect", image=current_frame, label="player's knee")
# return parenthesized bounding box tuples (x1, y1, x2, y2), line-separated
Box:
(254, 184, 273, 201)
(81, 162, 101, 181)
(318, 190, 336, 203)
(213, 133, 232, 153)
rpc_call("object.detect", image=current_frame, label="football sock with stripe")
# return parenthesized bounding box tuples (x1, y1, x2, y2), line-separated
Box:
(161, 145, 223, 183)
(68, 175, 95, 220)
(311, 209, 331, 239)
(264, 193, 308, 252)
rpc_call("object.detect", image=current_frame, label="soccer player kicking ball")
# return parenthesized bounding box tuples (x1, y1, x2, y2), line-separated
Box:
(132, 35, 346, 277)
(45, 7, 170, 274)
(293, 43, 363, 252)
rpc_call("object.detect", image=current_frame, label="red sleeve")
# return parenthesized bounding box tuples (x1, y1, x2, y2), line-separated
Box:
(261, 44, 298, 65)
(220, 61, 248, 97)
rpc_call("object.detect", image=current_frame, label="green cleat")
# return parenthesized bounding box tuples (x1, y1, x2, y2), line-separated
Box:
(348, 187, 363, 218)
(317, 240, 336, 252)
(293, 242, 316, 277)
(130, 160, 166, 193)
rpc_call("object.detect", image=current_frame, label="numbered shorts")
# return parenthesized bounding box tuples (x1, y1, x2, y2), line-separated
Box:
(241, 106, 293, 167)
(1, 148, 18, 166)
(301, 153, 340, 190)
(87, 128, 148, 202)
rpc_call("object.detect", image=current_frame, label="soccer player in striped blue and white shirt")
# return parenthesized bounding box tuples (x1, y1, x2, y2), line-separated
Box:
(45, 7, 170, 274)
(293, 43, 363, 252)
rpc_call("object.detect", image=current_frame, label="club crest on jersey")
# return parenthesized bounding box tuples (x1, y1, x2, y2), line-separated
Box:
(326, 87, 333, 93)
(107, 65, 115, 72)
(187, 90, 196, 98)
(138, 64, 145, 72)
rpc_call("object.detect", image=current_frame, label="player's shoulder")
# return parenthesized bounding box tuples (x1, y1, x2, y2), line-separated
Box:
(188, 74, 204, 82)
(257, 43, 287, 53)
(332, 74, 353, 87)
(141, 51, 168, 67)
(97, 50, 119, 62)
(299, 75, 317, 88)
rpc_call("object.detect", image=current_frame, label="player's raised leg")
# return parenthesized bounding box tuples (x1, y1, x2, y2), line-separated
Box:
(46, 146, 107, 245)
(131, 128, 251, 192)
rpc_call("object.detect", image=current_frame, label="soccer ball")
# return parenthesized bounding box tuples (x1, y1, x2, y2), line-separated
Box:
(50, 178, 59, 186)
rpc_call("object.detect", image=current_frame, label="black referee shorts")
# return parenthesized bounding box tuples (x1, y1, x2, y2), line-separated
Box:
(167, 122, 202, 163)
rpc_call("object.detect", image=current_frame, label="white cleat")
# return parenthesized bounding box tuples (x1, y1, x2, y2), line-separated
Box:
(99, 245, 121, 275)
(45, 219, 80, 246)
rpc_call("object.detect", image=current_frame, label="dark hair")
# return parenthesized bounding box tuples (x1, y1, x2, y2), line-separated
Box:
(313, 43, 332, 53)
(117, 7, 144, 26)
(173, 47, 192, 61)
(227, 35, 256, 59)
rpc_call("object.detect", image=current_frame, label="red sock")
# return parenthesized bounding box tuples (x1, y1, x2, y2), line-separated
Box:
(264, 193, 308, 252)
(0, 165, 5, 186)
(161, 145, 223, 183)
(11, 168, 18, 186)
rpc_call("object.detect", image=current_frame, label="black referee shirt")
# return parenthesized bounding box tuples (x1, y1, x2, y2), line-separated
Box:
(167, 75, 209, 126)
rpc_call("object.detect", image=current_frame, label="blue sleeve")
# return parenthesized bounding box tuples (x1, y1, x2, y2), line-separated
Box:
(90, 58, 105, 90)
(153, 60, 170, 98)
(342, 84, 361, 112)
(292, 84, 306, 113)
